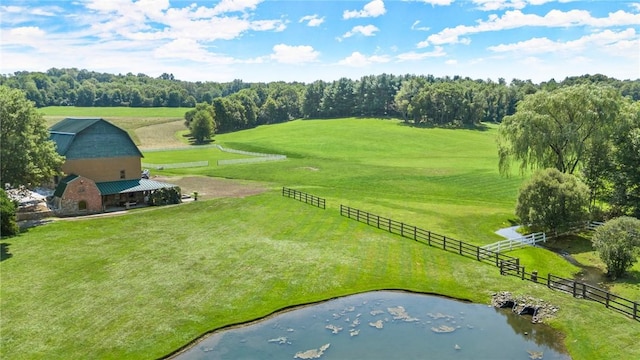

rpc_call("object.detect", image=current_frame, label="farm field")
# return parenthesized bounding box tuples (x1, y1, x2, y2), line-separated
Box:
(2, 113, 639, 359)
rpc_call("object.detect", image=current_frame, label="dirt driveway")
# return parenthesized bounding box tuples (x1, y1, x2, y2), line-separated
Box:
(151, 175, 269, 200)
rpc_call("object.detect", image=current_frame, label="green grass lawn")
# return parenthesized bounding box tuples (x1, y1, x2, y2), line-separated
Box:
(2, 117, 639, 359)
(145, 119, 523, 243)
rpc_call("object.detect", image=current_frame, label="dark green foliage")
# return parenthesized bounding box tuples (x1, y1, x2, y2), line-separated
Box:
(189, 110, 215, 144)
(148, 187, 181, 206)
(608, 101, 640, 217)
(515, 168, 590, 234)
(0, 189, 19, 238)
(498, 84, 622, 176)
(0, 86, 64, 187)
(591, 216, 640, 278)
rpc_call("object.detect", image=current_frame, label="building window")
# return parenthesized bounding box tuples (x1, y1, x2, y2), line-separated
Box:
(120, 170, 126, 179)
(78, 200, 87, 210)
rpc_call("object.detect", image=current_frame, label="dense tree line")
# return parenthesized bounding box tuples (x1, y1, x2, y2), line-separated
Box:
(2, 69, 639, 128)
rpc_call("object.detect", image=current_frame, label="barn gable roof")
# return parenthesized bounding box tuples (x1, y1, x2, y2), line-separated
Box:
(49, 118, 143, 160)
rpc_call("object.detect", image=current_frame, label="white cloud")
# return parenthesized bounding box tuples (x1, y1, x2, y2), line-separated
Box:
(270, 44, 320, 64)
(338, 52, 391, 66)
(472, 0, 576, 11)
(488, 28, 640, 57)
(396, 46, 446, 61)
(421, 9, 640, 46)
(343, 0, 386, 19)
(411, 21, 430, 31)
(211, 0, 263, 14)
(445, 59, 458, 65)
(418, 0, 454, 5)
(341, 25, 380, 39)
(299, 14, 325, 27)
(153, 38, 235, 64)
(3, 27, 47, 47)
(250, 19, 287, 32)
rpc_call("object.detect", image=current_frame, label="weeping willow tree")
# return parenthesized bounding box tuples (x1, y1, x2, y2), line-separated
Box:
(497, 84, 622, 176)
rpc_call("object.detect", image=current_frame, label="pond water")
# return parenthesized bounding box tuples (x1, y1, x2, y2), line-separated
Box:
(173, 291, 570, 360)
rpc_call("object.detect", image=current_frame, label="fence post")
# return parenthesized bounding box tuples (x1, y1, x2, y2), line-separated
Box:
(282, 187, 285, 196)
(443, 236, 447, 250)
(500, 261, 504, 275)
(356, 209, 360, 222)
(635, 302, 638, 320)
(582, 283, 586, 299)
(606, 293, 610, 308)
(428, 231, 431, 246)
(476, 246, 480, 261)
(521, 266, 525, 280)
(414, 226, 417, 241)
(459, 241, 463, 255)
(547, 273, 551, 288)
(572, 281, 577, 297)
(400, 223, 404, 237)
(366, 212, 370, 225)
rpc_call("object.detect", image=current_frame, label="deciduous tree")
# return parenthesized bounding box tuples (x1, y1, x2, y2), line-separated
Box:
(515, 168, 590, 234)
(498, 84, 622, 175)
(189, 109, 215, 144)
(0, 86, 64, 187)
(591, 216, 640, 279)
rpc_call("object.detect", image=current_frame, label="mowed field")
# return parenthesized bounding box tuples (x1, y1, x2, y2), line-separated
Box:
(2, 110, 639, 359)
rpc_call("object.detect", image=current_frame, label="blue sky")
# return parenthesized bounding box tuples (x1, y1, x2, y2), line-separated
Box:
(1, 0, 639, 83)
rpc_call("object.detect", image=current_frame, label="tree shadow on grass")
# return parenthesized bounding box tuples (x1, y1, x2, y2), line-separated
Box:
(1, 243, 12, 262)
(396, 121, 491, 131)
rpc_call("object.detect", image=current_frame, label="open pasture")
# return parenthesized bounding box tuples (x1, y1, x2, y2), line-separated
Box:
(2, 116, 639, 359)
(144, 119, 524, 243)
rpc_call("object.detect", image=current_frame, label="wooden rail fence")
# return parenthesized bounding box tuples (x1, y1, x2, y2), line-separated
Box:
(282, 187, 326, 209)
(499, 262, 639, 321)
(339, 204, 639, 322)
(339, 205, 519, 268)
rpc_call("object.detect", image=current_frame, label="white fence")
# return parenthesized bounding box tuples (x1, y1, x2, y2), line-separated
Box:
(482, 232, 546, 253)
(141, 161, 209, 169)
(214, 145, 286, 165)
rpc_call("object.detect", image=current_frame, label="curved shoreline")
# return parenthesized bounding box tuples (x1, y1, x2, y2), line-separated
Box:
(162, 288, 475, 359)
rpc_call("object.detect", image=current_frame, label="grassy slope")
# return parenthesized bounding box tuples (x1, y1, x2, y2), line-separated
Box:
(146, 119, 523, 243)
(2, 196, 637, 359)
(2, 117, 638, 359)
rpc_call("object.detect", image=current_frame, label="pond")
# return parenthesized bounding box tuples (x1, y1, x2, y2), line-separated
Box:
(172, 291, 570, 360)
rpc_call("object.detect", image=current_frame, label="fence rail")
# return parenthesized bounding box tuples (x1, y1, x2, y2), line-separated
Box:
(282, 187, 326, 209)
(482, 232, 546, 253)
(339, 204, 638, 322)
(339, 205, 518, 268)
(218, 157, 286, 165)
(141, 160, 209, 169)
(499, 261, 639, 321)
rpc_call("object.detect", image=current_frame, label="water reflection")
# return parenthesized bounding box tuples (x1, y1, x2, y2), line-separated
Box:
(172, 291, 570, 360)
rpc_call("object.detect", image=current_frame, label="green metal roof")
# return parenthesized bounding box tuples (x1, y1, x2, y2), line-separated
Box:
(49, 118, 102, 133)
(95, 179, 177, 195)
(53, 174, 79, 197)
(49, 118, 143, 159)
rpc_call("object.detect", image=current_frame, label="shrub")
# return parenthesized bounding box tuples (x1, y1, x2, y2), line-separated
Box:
(591, 216, 640, 279)
(1, 189, 19, 237)
(148, 187, 182, 206)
